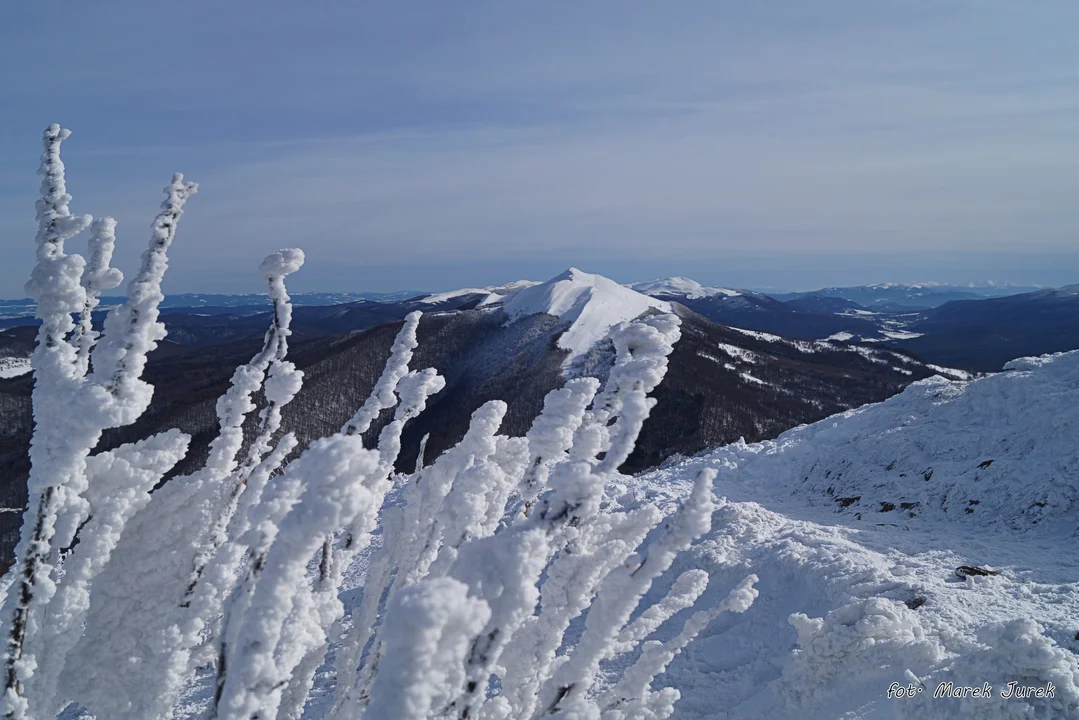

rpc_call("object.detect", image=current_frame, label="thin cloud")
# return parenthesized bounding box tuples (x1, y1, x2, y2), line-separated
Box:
(0, 1, 1075, 295)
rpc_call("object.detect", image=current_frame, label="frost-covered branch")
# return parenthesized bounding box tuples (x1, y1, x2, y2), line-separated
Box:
(519, 378, 600, 508)
(343, 310, 423, 437)
(2, 124, 92, 719)
(596, 314, 681, 474)
(212, 316, 440, 720)
(67, 251, 309, 718)
(2, 127, 197, 720)
(25, 124, 92, 377)
(537, 468, 717, 716)
(277, 368, 447, 720)
(38, 431, 191, 716)
(366, 578, 491, 718)
(599, 574, 759, 717)
(74, 217, 123, 376)
(180, 249, 306, 606)
(90, 173, 197, 403)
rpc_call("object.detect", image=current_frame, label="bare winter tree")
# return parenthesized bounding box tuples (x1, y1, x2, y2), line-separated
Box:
(0, 126, 758, 720)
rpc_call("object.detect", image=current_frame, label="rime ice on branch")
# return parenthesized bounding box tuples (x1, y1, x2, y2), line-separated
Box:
(328, 312, 758, 720)
(1, 126, 197, 720)
(68, 249, 309, 719)
(74, 218, 122, 375)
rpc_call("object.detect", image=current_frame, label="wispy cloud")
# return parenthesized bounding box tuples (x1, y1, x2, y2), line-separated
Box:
(0, 1, 1075, 294)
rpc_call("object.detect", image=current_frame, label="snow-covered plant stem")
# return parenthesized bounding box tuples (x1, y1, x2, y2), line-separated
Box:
(276, 368, 446, 720)
(536, 468, 719, 716)
(2, 126, 196, 719)
(3, 124, 91, 719)
(323, 311, 757, 720)
(599, 573, 759, 718)
(180, 249, 307, 606)
(211, 314, 441, 720)
(35, 431, 192, 716)
(62, 248, 313, 719)
(74, 217, 123, 376)
(90, 172, 197, 397)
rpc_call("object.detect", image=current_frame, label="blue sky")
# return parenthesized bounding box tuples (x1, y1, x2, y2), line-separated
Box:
(1, 1, 1076, 296)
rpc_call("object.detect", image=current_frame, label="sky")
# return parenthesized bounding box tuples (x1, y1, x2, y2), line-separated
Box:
(1, 1, 1076, 297)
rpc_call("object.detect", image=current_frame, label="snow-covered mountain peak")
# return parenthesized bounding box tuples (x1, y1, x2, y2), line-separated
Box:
(865, 281, 944, 290)
(504, 268, 671, 359)
(551, 266, 587, 282)
(630, 276, 742, 299)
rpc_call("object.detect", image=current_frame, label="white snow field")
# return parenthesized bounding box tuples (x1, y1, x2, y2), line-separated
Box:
(617, 350, 1079, 719)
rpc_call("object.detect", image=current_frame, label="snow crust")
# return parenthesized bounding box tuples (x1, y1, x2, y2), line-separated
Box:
(630, 277, 742, 299)
(504, 268, 671, 360)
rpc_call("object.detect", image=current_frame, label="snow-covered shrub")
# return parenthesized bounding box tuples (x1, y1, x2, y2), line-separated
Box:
(0, 126, 758, 720)
(895, 619, 1079, 720)
(776, 597, 944, 706)
(1, 125, 197, 720)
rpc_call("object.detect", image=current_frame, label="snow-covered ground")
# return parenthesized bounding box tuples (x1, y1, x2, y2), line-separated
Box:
(881, 329, 924, 341)
(420, 280, 541, 306)
(723, 326, 971, 380)
(616, 351, 1079, 718)
(0, 357, 31, 378)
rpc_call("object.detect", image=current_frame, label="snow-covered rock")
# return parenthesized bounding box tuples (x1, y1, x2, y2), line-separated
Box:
(503, 268, 671, 361)
(631, 276, 742, 299)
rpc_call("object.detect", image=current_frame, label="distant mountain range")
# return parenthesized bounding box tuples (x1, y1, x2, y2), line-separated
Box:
(633, 278, 1079, 372)
(629, 276, 742, 299)
(767, 282, 1044, 310)
(3, 268, 1075, 561)
(1, 269, 973, 559)
(2, 276, 1075, 372)
(0, 281, 1042, 321)
(0, 290, 425, 323)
